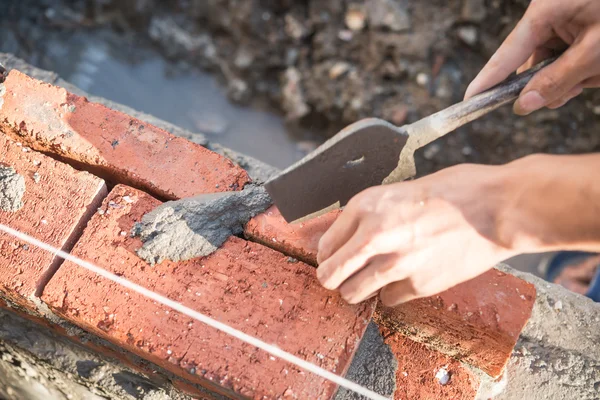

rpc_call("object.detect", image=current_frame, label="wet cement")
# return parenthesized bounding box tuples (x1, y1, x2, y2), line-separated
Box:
(334, 322, 397, 400)
(0, 166, 26, 212)
(135, 185, 272, 264)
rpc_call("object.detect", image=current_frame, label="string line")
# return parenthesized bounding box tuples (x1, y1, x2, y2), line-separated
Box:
(0, 223, 388, 400)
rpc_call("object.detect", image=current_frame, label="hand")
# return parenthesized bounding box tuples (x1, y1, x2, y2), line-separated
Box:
(316, 163, 519, 306)
(464, 0, 600, 115)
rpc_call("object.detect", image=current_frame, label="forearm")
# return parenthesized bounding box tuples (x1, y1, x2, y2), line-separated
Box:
(497, 153, 600, 253)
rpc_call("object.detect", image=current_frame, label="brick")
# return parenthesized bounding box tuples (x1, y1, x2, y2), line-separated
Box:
(42, 185, 375, 399)
(245, 205, 340, 265)
(382, 329, 479, 400)
(0, 134, 106, 309)
(376, 270, 535, 378)
(0, 70, 250, 200)
(244, 205, 535, 377)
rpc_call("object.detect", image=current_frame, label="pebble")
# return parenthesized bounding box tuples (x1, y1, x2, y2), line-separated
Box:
(338, 30, 354, 41)
(554, 300, 563, 311)
(329, 62, 351, 79)
(457, 26, 478, 46)
(390, 105, 408, 125)
(416, 72, 429, 86)
(435, 367, 450, 385)
(345, 9, 367, 31)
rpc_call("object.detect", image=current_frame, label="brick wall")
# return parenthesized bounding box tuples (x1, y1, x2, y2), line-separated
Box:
(0, 66, 538, 399)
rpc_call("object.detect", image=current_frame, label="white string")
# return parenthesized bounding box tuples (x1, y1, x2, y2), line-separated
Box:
(0, 223, 389, 400)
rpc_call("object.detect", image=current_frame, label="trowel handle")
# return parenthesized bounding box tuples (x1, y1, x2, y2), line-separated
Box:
(409, 56, 558, 147)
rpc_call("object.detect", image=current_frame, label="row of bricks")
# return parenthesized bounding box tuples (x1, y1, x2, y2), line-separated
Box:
(0, 134, 476, 399)
(0, 69, 535, 398)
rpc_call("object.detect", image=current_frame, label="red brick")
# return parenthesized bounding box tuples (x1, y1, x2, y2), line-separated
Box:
(0, 70, 250, 200)
(245, 205, 340, 265)
(42, 185, 375, 399)
(0, 134, 106, 309)
(382, 328, 479, 400)
(376, 270, 535, 378)
(244, 206, 535, 377)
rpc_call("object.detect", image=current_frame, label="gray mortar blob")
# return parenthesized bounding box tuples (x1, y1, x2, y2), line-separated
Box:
(335, 322, 397, 400)
(135, 185, 272, 264)
(0, 165, 25, 212)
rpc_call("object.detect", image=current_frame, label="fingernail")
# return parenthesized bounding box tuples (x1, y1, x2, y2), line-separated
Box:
(514, 90, 545, 115)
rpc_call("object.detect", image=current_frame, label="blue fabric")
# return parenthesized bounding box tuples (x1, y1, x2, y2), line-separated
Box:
(545, 251, 600, 302)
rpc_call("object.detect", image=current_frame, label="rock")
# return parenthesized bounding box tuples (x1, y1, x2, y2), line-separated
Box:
(345, 7, 367, 32)
(457, 26, 478, 46)
(285, 14, 309, 40)
(461, 0, 487, 22)
(329, 62, 351, 79)
(366, 0, 411, 32)
(416, 72, 429, 86)
(234, 47, 254, 69)
(390, 105, 408, 125)
(337, 30, 354, 41)
(282, 67, 310, 120)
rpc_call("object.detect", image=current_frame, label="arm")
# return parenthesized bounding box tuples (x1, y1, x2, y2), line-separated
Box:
(316, 154, 600, 306)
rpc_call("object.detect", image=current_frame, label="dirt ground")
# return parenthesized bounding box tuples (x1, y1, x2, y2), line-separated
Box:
(2, 0, 599, 177)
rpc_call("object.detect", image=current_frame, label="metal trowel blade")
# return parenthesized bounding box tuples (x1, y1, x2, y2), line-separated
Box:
(265, 118, 408, 223)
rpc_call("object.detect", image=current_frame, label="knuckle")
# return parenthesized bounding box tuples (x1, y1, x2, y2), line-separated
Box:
(536, 72, 562, 95)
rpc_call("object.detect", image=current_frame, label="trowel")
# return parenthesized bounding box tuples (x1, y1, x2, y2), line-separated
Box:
(266, 58, 556, 223)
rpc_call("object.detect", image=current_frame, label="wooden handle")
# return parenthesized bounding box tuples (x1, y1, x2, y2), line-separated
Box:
(405, 57, 557, 148)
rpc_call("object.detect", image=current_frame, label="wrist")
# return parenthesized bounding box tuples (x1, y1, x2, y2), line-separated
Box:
(495, 154, 600, 254)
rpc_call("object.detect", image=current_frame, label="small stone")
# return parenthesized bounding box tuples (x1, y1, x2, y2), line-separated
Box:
(32, 172, 41, 184)
(287, 257, 298, 264)
(591, 105, 600, 115)
(462, 146, 473, 156)
(390, 105, 408, 125)
(462, 0, 487, 22)
(435, 367, 451, 385)
(416, 72, 429, 86)
(329, 62, 351, 79)
(285, 15, 308, 40)
(345, 8, 367, 31)
(554, 300, 563, 311)
(366, 0, 411, 32)
(457, 26, 478, 46)
(423, 143, 441, 160)
(338, 30, 354, 41)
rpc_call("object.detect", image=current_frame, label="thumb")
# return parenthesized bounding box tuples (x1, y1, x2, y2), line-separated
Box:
(513, 44, 592, 115)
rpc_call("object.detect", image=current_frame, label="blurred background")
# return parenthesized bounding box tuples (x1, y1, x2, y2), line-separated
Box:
(1, 0, 599, 275)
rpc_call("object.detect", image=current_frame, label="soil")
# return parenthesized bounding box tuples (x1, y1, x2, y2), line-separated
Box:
(4, 0, 598, 176)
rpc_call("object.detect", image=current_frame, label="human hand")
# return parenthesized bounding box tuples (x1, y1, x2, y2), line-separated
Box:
(464, 0, 600, 115)
(315, 164, 519, 306)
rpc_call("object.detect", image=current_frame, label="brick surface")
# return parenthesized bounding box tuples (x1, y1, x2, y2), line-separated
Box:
(382, 328, 479, 400)
(376, 270, 536, 378)
(245, 206, 340, 265)
(0, 70, 250, 200)
(244, 206, 536, 377)
(42, 185, 375, 399)
(0, 134, 106, 309)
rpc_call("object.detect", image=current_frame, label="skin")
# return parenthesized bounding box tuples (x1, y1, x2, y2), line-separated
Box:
(316, 0, 600, 306)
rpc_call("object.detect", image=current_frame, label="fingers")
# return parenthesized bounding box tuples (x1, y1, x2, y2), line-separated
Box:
(513, 44, 594, 115)
(316, 206, 360, 265)
(317, 225, 378, 290)
(517, 48, 554, 74)
(546, 85, 583, 109)
(464, 4, 554, 99)
(338, 253, 407, 304)
(379, 279, 420, 306)
(582, 75, 600, 88)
